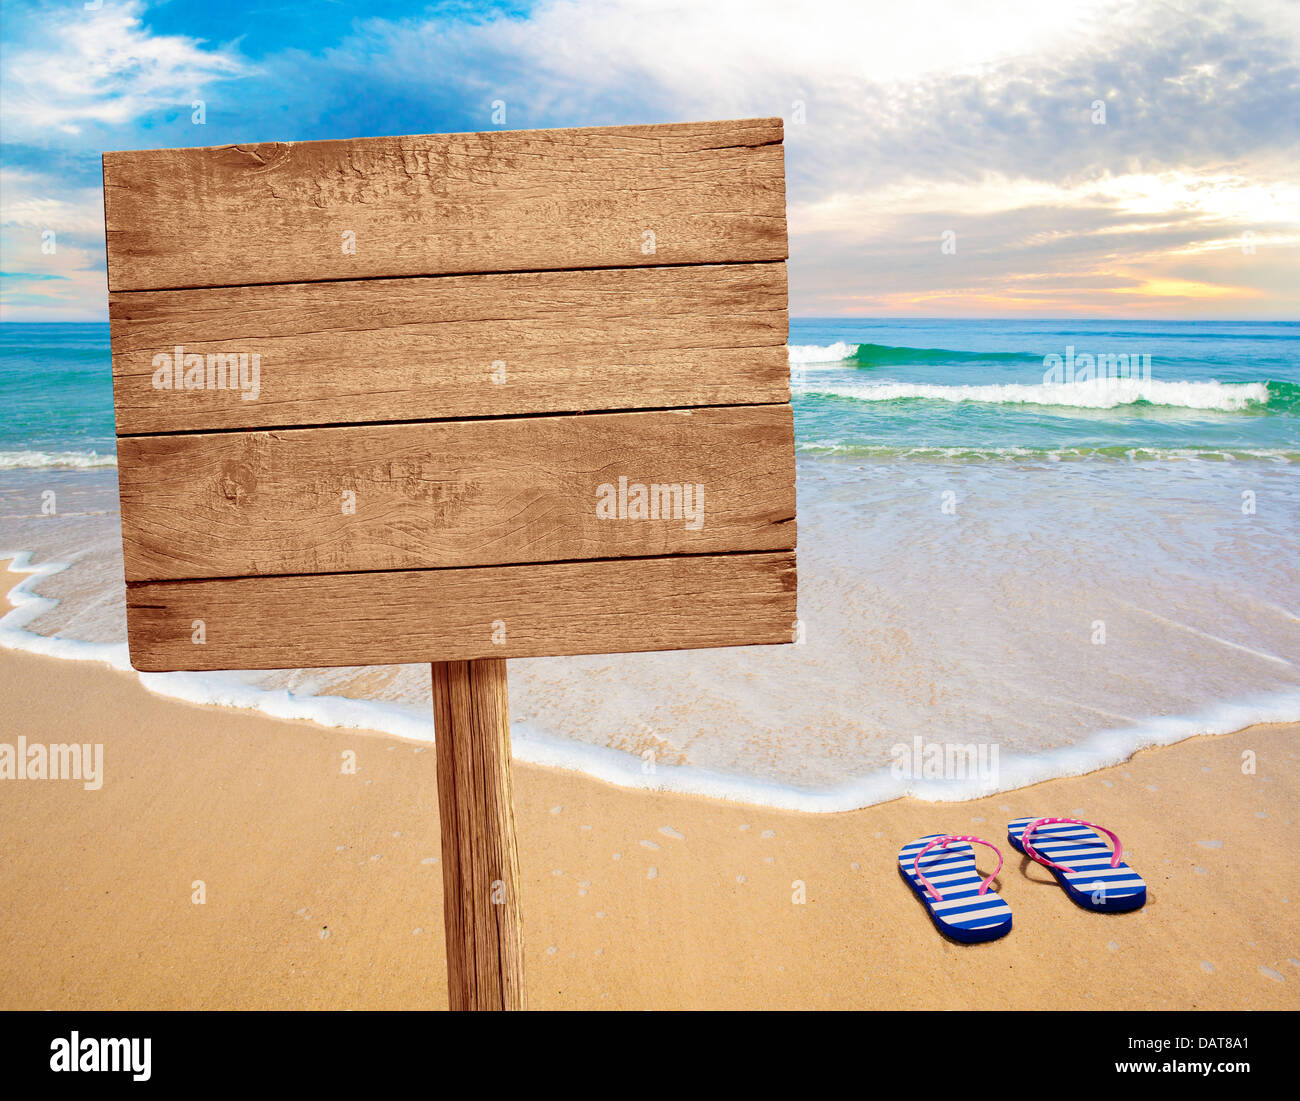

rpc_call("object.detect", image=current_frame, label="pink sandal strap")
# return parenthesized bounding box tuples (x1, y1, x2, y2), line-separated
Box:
(1021, 817, 1122, 874)
(912, 835, 1004, 902)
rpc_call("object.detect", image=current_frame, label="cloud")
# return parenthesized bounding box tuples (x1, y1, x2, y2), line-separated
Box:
(1, 0, 1297, 318)
(264, 0, 1299, 192)
(0, 1, 250, 319)
(258, 0, 1300, 314)
(0, 0, 247, 141)
(0, 168, 107, 321)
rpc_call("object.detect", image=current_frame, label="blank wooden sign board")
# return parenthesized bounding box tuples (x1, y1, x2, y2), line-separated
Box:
(103, 118, 796, 1010)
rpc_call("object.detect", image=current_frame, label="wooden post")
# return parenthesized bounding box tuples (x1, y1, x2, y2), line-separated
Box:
(103, 121, 795, 1015)
(431, 658, 527, 1011)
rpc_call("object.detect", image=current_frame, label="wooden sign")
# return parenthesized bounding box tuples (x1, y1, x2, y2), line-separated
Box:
(103, 119, 796, 1009)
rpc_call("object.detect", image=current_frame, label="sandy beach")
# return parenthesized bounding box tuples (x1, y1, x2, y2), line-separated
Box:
(2, 634, 1295, 1010)
(4, 0, 1299, 1032)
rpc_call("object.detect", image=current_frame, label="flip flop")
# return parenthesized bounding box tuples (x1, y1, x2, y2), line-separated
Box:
(897, 833, 1012, 943)
(1006, 816, 1146, 912)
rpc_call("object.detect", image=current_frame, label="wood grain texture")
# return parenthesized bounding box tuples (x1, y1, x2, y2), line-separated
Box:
(108, 262, 789, 433)
(103, 119, 786, 292)
(118, 405, 796, 583)
(432, 658, 526, 1011)
(124, 550, 797, 671)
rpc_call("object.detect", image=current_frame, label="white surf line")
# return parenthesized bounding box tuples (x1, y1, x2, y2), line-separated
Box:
(786, 342, 859, 364)
(0, 451, 117, 469)
(1122, 599, 1296, 667)
(1029, 688, 1141, 726)
(0, 548, 423, 736)
(0, 551, 814, 805)
(807, 378, 1271, 411)
(0, 551, 128, 667)
(4, 550, 1300, 813)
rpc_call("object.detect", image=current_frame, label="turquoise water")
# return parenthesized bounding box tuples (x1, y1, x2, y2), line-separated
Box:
(0, 323, 116, 464)
(790, 318, 1299, 461)
(2, 320, 1297, 465)
(2, 319, 1298, 807)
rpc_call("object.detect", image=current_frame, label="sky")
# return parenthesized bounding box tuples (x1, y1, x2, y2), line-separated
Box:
(1, 0, 1297, 321)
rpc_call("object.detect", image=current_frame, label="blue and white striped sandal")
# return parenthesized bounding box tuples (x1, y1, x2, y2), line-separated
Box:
(1007, 816, 1146, 912)
(897, 833, 1013, 943)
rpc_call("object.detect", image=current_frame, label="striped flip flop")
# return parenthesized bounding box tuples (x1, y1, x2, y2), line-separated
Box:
(1007, 816, 1146, 912)
(897, 833, 1013, 943)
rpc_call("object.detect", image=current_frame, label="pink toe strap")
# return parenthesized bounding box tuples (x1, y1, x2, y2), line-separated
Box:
(1021, 817, 1122, 874)
(912, 835, 1004, 902)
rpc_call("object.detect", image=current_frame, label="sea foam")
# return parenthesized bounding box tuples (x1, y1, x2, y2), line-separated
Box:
(787, 342, 859, 364)
(0, 450, 117, 469)
(804, 377, 1272, 411)
(5, 541, 1299, 813)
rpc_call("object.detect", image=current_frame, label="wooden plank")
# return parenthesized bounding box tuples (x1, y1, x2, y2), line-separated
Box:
(117, 405, 796, 583)
(108, 263, 789, 434)
(432, 658, 526, 1011)
(103, 119, 787, 292)
(124, 550, 798, 671)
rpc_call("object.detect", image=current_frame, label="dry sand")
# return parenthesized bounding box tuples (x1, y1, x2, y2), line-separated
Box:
(1, 642, 1296, 1010)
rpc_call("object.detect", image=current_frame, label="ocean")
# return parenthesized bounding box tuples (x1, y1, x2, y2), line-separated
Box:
(2, 318, 1298, 810)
